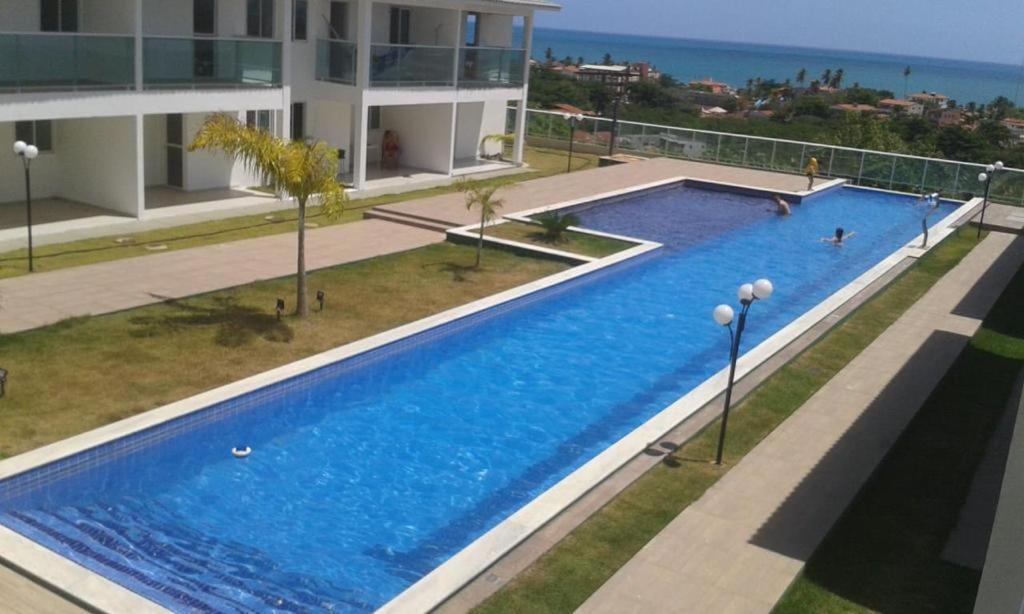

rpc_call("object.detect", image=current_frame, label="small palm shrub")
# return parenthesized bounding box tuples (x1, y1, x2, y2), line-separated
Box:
(536, 211, 581, 242)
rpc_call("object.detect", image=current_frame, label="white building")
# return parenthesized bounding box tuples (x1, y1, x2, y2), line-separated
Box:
(0, 0, 557, 222)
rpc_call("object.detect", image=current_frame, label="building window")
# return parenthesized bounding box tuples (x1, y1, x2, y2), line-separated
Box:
(368, 106, 381, 130)
(247, 0, 274, 38)
(41, 0, 78, 32)
(246, 110, 273, 132)
(291, 103, 305, 141)
(388, 7, 410, 44)
(328, 1, 346, 39)
(464, 12, 479, 47)
(15, 121, 54, 152)
(292, 0, 308, 40)
(194, 0, 216, 35)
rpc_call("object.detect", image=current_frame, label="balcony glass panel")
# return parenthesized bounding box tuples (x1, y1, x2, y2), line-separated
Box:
(459, 47, 525, 88)
(370, 44, 455, 87)
(0, 33, 134, 92)
(315, 39, 356, 85)
(143, 37, 281, 89)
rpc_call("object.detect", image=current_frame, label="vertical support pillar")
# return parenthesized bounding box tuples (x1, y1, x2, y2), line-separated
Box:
(447, 102, 458, 175)
(512, 13, 533, 165)
(134, 113, 146, 218)
(452, 10, 463, 88)
(133, 0, 143, 91)
(281, 0, 293, 140)
(356, 0, 372, 90)
(352, 100, 369, 189)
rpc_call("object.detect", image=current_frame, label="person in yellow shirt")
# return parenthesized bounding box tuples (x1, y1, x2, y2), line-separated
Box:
(805, 157, 819, 190)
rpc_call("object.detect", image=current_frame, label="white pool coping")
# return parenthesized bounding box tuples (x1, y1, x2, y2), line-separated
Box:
(0, 179, 978, 613)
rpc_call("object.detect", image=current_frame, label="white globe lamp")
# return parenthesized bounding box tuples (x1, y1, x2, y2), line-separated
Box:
(13, 140, 26, 155)
(738, 283, 754, 303)
(713, 304, 734, 326)
(752, 278, 773, 300)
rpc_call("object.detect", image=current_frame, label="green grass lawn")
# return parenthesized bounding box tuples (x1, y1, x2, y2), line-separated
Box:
(0, 147, 599, 280)
(485, 221, 634, 258)
(774, 252, 1024, 613)
(0, 243, 569, 459)
(474, 231, 982, 614)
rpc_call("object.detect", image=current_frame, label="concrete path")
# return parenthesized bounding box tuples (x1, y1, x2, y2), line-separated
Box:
(375, 157, 811, 227)
(0, 219, 440, 334)
(579, 231, 1024, 614)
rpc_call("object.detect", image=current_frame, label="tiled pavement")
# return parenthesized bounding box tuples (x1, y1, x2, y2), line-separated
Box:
(578, 231, 1024, 614)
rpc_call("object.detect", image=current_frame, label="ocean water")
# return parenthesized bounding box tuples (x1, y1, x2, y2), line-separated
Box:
(0, 185, 956, 612)
(529, 27, 1023, 106)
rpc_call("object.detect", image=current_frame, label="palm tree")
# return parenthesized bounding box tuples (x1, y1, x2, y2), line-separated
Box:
(903, 65, 912, 98)
(831, 68, 844, 89)
(576, 56, 584, 66)
(463, 183, 504, 268)
(746, 78, 754, 93)
(602, 52, 614, 66)
(190, 114, 346, 316)
(810, 79, 821, 93)
(796, 68, 807, 87)
(821, 69, 832, 87)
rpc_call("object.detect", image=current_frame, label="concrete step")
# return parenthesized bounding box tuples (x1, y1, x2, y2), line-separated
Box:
(368, 205, 465, 227)
(363, 209, 451, 232)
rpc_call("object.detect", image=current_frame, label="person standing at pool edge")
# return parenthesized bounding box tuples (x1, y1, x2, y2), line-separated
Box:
(805, 157, 819, 190)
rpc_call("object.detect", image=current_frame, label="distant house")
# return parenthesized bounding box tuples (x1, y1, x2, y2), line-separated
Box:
(909, 92, 951, 109)
(830, 103, 878, 115)
(1002, 118, 1024, 143)
(700, 106, 729, 117)
(929, 108, 963, 128)
(549, 103, 595, 117)
(568, 63, 660, 97)
(878, 98, 925, 117)
(690, 78, 730, 95)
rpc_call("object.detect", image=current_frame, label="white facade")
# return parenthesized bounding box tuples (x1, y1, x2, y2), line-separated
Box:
(0, 0, 557, 219)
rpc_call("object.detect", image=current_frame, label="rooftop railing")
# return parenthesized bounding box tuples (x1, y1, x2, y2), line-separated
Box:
(521, 108, 1024, 206)
(370, 43, 456, 87)
(143, 36, 282, 89)
(0, 32, 134, 92)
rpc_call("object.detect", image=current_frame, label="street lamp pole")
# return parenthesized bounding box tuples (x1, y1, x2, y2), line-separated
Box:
(608, 95, 621, 156)
(565, 113, 583, 173)
(12, 141, 39, 272)
(712, 279, 773, 465)
(976, 161, 1003, 239)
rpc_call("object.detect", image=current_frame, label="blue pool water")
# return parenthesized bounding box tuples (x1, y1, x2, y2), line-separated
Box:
(0, 185, 956, 612)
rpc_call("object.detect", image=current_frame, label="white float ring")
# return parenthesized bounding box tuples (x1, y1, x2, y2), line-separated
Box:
(232, 446, 252, 458)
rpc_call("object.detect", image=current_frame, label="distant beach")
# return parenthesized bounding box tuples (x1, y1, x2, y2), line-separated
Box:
(527, 27, 1023, 105)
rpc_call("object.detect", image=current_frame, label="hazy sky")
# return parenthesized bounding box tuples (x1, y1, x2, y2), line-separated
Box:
(535, 0, 1024, 65)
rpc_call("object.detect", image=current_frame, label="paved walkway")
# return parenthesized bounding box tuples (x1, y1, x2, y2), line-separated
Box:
(579, 231, 1024, 614)
(0, 220, 440, 334)
(375, 157, 811, 227)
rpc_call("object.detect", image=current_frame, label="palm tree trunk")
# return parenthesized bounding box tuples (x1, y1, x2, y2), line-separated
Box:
(296, 197, 309, 316)
(475, 205, 484, 268)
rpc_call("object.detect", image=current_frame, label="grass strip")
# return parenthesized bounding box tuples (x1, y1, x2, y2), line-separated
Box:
(485, 221, 634, 259)
(475, 230, 982, 613)
(774, 252, 1024, 613)
(0, 147, 598, 280)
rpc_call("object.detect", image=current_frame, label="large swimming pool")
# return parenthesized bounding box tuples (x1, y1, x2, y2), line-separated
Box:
(0, 185, 957, 612)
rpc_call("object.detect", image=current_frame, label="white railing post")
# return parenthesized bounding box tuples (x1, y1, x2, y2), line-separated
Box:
(857, 151, 865, 185)
(799, 144, 807, 170)
(742, 138, 749, 166)
(920, 160, 929, 193)
(888, 158, 897, 190)
(827, 149, 835, 177)
(715, 134, 722, 161)
(770, 141, 777, 168)
(952, 165, 961, 196)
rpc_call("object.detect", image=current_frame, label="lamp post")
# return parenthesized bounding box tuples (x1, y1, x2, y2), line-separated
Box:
(12, 140, 39, 272)
(976, 161, 1003, 239)
(564, 112, 584, 173)
(711, 278, 774, 465)
(608, 95, 622, 156)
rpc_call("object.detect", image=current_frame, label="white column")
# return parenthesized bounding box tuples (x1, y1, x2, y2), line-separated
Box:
(452, 10, 463, 87)
(133, 0, 143, 91)
(352, 100, 369, 189)
(280, 0, 293, 146)
(134, 113, 146, 218)
(355, 0, 373, 90)
(512, 13, 533, 165)
(447, 102, 458, 175)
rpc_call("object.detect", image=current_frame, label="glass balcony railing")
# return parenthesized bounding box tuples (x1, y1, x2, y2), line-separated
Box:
(0, 32, 134, 92)
(315, 38, 356, 85)
(143, 37, 281, 89)
(459, 47, 525, 88)
(370, 44, 455, 87)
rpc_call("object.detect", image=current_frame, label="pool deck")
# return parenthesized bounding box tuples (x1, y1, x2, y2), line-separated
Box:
(576, 230, 1024, 614)
(0, 158, 812, 335)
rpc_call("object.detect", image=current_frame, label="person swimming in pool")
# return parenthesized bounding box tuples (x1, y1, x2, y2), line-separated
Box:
(771, 194, 791, 216)
(822, 227, 855, 245)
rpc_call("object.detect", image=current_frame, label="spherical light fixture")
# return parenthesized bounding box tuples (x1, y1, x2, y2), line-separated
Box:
(752, 278, 773, 300)
(13, 141, 26, 155)
(995, 161, 1004, 171)
(978, 172, 988, 183)
(24, 145, 39, 160)
(738, 283, 754, 303)
(713, 304, 734, 326)
(986, 164, 996, 173)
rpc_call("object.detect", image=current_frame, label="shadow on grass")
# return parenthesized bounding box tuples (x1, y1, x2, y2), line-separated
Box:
(128, 295, 293, 347)
(421, 260, 480, 282)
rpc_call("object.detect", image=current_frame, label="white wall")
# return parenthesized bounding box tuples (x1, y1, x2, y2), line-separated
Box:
(0, 122, 60, 203)
(183, 112, 236, 190)
(57, 116, 140, 215)
(477, 14, 513, 47)
(380, 103, 452, 173)
(311, 99, 353, 171)
(82, 0, 136, 34)
(0, 1, 38, 31)
(371, 4, 457, 45)
(453, 101, 483, 160)
(143, 114, 167, 186)
(480, 99, 508, 154)
(142, 0, 260, 37)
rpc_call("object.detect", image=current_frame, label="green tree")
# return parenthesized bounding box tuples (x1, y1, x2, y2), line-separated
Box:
(544, 47, 553, 62)
(829, 112, 906, 152)
(796, 68, 807, 87)
(602, 52, 614, 66)
(576, 56, 584, 66)
(190, 114, 346, 316)
(903, 65, 912, 98)
(821, 68, 833, 87)
(830, 68, 844, 89)
(463, 183, 504, 268)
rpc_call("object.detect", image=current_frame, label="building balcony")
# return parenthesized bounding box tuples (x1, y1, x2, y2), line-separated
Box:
(370, 44, 456, 88)
(143, 37, 282, 89)
(459, 47, 525, 88)
(316, 39, 357, 85)
(0, 32, 135, 92)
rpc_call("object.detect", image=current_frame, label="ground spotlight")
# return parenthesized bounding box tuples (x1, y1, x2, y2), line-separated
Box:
(316, 290, 325, 312)
(276, 298, 285, 320)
